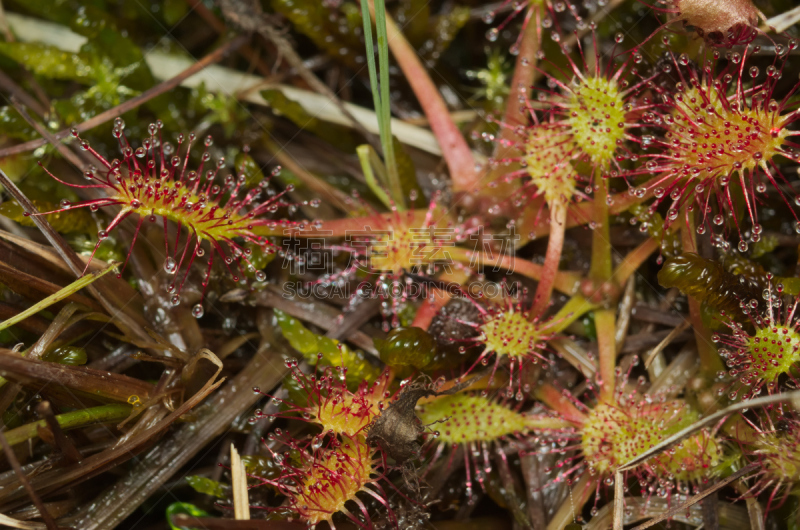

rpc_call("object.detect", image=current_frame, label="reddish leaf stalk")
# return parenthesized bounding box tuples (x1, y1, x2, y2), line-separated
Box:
(611, 238, 658, 285)
(531, 200, 567, 318)
(447, 246, 581, 295)
(520, 183, 656, 243)
(484, 14, 540, 201)
(534, 383, 587, 425)
(410, 269, 469, 329)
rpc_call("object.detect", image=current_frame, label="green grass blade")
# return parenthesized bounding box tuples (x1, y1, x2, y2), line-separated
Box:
(0, 261, 119, 333)
(360, 0, 406, 210)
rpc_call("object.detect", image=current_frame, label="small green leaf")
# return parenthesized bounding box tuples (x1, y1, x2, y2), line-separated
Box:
(425, 7, 470, 62)
(274, 309, 381, 385)
(241, 455, 281, 480)
(185, 476, 226, 499)
(376, 327, 435, 369)
(274, 308, 320, 356)
(234, 153, 267, 189)
(166, 502, 210, 530)
(189, 83, 247, 137)
(70, 4, 115, 38)
(395, 0, 430, 45)
(271, 0, 364, 70)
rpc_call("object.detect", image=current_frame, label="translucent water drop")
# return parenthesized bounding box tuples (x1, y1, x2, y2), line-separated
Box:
(192, 304, 204, 318)
(164, 257, 177, 274)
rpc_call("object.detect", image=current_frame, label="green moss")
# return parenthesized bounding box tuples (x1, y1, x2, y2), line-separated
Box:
(275, 309, 381, 385)
(185, 476, 226, 499)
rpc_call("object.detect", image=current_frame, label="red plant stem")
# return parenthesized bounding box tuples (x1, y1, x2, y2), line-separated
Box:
(483, 15, 540, 200)
(410, 270, 469, 330)
(595, 310, 617, 399)
(278, 180, 659, 242)
(448, 246, 581, 295)
(534, 383, 587, 425)
(281, 214, 584, 295)
(367, 0, 478, 194)
(0, 429, 59, 530)
(589, 176, 617, 402)
(681, 209, 723, 375)
(549, 295, 597, 334)
(531, 200, 567, 318)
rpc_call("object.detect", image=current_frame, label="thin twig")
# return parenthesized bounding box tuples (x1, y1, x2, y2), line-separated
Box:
(184, 0, 274, 77)
(36, 401, 82, 463)
(0, 427, 59, 530)
(643, 320, 691, 369)
(0, 70, 46, 116)
(11, 100, 87, 170)
(764, 5, 800, 33)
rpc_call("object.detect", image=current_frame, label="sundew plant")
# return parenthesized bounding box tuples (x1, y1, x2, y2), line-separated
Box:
(1, 0, 800, 529)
